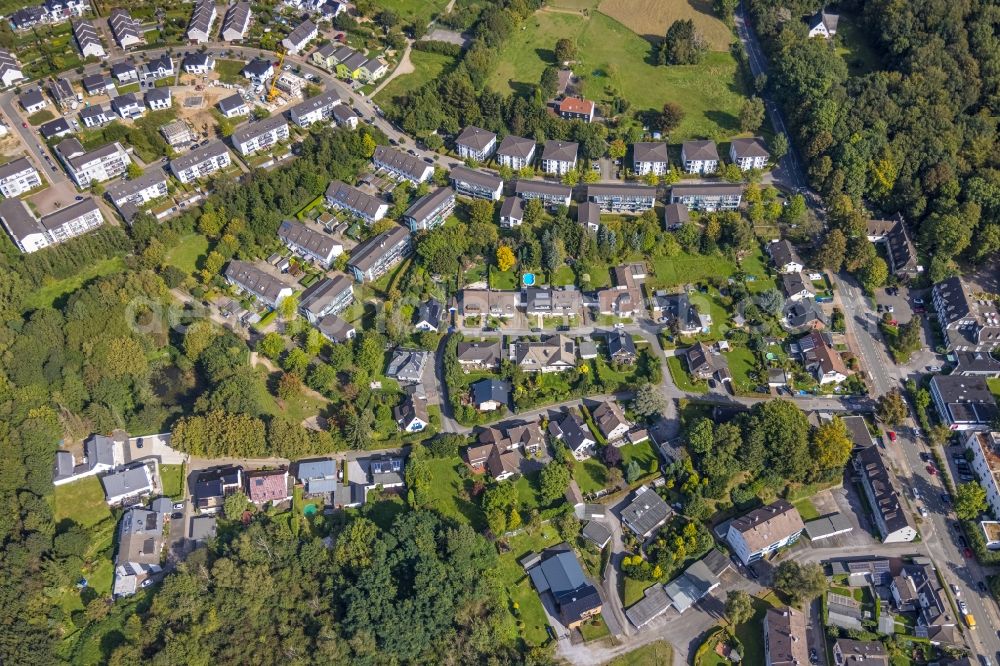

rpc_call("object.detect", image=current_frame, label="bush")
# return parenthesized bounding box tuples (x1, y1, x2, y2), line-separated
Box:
(425, 433, 466, 458)
(412, 40, 463, 57)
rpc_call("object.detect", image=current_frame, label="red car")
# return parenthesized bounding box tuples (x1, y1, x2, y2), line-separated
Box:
(927, 464, 937, 475)
(887, 431, 897, 442)
(21, 122, 26, 128)
(964, 547, 973, 559)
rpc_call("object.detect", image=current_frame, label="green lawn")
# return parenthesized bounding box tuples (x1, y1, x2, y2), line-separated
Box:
(490, 267, 518, 290)
(24, 257, 125, 311)
(116, 82, 140, 95)
(619, 440, 659, 478)
(623, 576, 652, 607)
(723, 346, 758, 393)
(834, 12, 881, 76)
(374, 50, 459, 114)
(549, 264, 577, 287)
(488, 10, 747, 139)
(574, 457, 609, 494)
(28, 109, 55, 125)
(739, 246, 778, 293)
(216, 59, 246, 84)
(165, 233, 210, 274)
(160, 464, 184, 499)
(577, 258, 611, 289)
(497, 526, 562, 647)
(667, 355, 708, 394)
(988, 378, 1000, 402)
(52, 477, 112, 529)
(650, 251, 737, 288)
(794, 497, 820, 521)
(425, 457, 486, 530)
(367, 0, 449, 26)
(515, 470, 544, 510)
(578, 614, 611, 642)
(606, 641, 674, 666)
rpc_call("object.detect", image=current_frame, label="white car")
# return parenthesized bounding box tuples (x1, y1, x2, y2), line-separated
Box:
(919, 506, 928, 517)
(951, 584, 961, 597)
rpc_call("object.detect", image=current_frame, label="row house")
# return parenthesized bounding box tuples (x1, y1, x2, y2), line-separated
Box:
(221, 2, 252, 42)
(0, 197, 104, 253)
(324, 180, 388, 223)
(403, 187, 455, 232)
(449, 165, 503, 201)
(224, 260, 294, 308)
(586, 183, 656, 213)
(277, 219, 342, 267)
(282, 19, 317, 54)
(186, 0, 217, 43)
(109, 9, 143, 48)
(459, 289, 519, 319)
(231, 115, 289, 156)
(298, 273, 354, 324)
(73, 20, 105, 59)
(346, 224, 413, 282)
(853, 443, 917, 543)
(372, 145, 433, 184)
(170, 140, 232, 183)
(0, 50, 24, 88)
(56, 138, 130, 188)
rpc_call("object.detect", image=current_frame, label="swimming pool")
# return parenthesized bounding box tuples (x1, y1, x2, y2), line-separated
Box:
(523, 273, 536, 286)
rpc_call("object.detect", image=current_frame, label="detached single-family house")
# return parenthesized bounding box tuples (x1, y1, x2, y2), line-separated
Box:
(112, 92, 145, 119)
(456, 126, 497, 161)
(182, 52, 215, 74)
(681, 140, 719, 174)
(621, 486, 672, 537)
(663, 202, 689, 230)
(80, 104, 112, 128)
(799, 330, 851, 385)
(467, 421, 543, 479)
(414, 299, 443, 332)
(454, 340, 500, 372)
(111, 62, 139, 84)
(0, 50, 23, 88)
(194, 466, 243, 513)
(557, 97, 594, 123)
(296, 459, 337, 495)
(144, 55, 174, 80)
(217, 93, 250, 118)
(39, 117, 72, 140)
(242, 57, 274, 84)
(394, 386, 429, 432)
(686, 341, 729, 381)
(500, 196, 525, 227)
(101, 463, 156, 505)
(82, 73, 113, 95)
(767, 239, 803, 274)
(471, 378, 510, 411)
(548, 410, 597, 459)
(525, 545, 603, 629)
(807, 10, 839, 38)
(781, 272, 815, 302)
(511, 335, 576, 373)
(246, 468, 291, 505)
(19, 88, 47, 113)
(145, 88, 171, 111)
(607, 329, 637, 365)
(592, 400, 631, 443)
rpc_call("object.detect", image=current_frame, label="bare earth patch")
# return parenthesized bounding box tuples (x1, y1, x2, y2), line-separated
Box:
(597, 0, 734, 50)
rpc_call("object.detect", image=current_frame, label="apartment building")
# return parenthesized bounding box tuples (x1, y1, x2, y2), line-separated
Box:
(169, 140, 232, 183)
(514, 179, 572, 208)
(0, 157, 41, 197)
(449, 165, 503, 201)
(966, 431, 1000, 519)
(540, 140, 578, 175)
(929, 375, 998, 431)
(932, 275, 1000, 352)
(495, 134, 536, 170)
(455, 126, 497, 161)
(853, 444, 917, 543)
(726, 500, 804, 564)
(632, 142, 668, 176)
(277, 219, 343, 267)
(346, 224, 413, 282)
(681, 140, 719, 174)
(403, 187, 455, 232)
(324, 180, 389, 223)
(224, 260, 294, 308)
(730, 137, 769, 171)
(288, 90, 342, 127)
(56, 138, 130, 188)
(231, 115, 289, 156)
(372, 145, 434, 184)
(670, 184, 743, 211)
(298, 273, 354, 324)
(105, 168, 168, 209)
(586, 183, 656, 213)
(0, 197, 104, 253)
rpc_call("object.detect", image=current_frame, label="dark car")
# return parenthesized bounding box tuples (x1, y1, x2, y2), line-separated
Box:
(74, 195, 83, 201)
(171, 512, 182, 520)
(424, 156, 434, 164)
(556, 325, 570, 332)
(389, 138, 398, 146)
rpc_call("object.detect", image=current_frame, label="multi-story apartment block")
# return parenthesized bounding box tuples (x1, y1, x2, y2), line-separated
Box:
(514, 179, 572, 208)
(105, 168, 168, 209)
(681, 140, 719, 174)
(372, 145, 434, 184)
(726, 500, 804, 564)
(56, 138, 130, 188)
(169, 141, 232, 183)
(495, 134, 536, 170)
(540, 140, 578, 176)
(288, 90, 342, 127)
(557, 97, 595, 122)
(455, 126, 497, 161)
(298, 273, 354, 324)
(449, 166, 503, 201)
(0, 197, 104, 253)
(853, 442, 917, 543)
(324, 180, 389, 223)
(586, 184, 656, 213)
(403, 187, 455, 232)
(966, 431, 1000, 519)
(0, 157, 41, 197)
(932, 276, 1000, 352)
(278, 219, 343, 267)
(347, 224, 413, 282)
(729, 137, 769, 171)
(231, 115, 289, 156)
(632, 142, 669, 176)
(670, 184, 743, 211)
(930, 375, 998, 431)
(224, 260, 294, 308)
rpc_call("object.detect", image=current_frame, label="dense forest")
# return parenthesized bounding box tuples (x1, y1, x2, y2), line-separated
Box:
(750, 0, 1000, 280)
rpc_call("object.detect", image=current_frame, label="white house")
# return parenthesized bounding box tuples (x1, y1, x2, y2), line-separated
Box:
(729, 137, 769, 171)
(808, 10, 839, 38)
(221, 2, 252, 41)
(767, 239, 803, 274)
(112, 93, 145, 119)
(101, 463, 156, 505)
(109, 9, 143, 48)
(726, 500, 804, 564)
(224, 260, 294, 308)
(231, 115, 289, 156)
(106, 168, 168, 209)
(217, 93, 249, 118)
(495, 134, 536, 170)
(56, 138, 131, 187)
(288, 89, 341, 127)
(499, 196, 524, 228)
(169, 140, 232, 183)
(540, 140, 578, 176)
(633, 142, 669, 176)
(145, 88, 171, 111)
(282, 19, 318, 54)
(73, 21, 105, 59)
(186, 0, 217, 43)
(455, 126, 497, 162)
(182, 52, 215, 74)
(0, 50, 24, 88)
(19, 88, 47, 114)
(0, 157, 41, 198)
(681, 140, 719, 174)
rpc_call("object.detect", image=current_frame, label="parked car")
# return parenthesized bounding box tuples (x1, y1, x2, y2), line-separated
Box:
(887, 431, 897, 442)
(913, 297, 925, 305)
(951, 584, 961, 596)
(927, 464, 938, 475)
(919, 452, 930, 462)
(172, 502, 184, 510)
(927, 365, 942, 372)
(964, 547, 974, 559)
(919, 506, 928, 517)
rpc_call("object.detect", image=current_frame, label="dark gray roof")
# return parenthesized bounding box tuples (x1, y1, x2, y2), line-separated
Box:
(86, 434, 117, 468)
(170, 140, 229, 172)
(548, 410, 593, 450)
(404, 187, 454, 223)
(730, 137, 769, 159)
(496, 134, 535, 159)
(106, 168, 167, 202)
(953, 350, 1000, 376)
(0, 156, 36, 181)
(456, 125, 496, 152)
(581, 520, 613, 548)
(373, 145, 431, 181)
(608, 329, 637, 358)
(348, 224, 411, 271)
(60, 139, 124, 169)
(541, 140, 578, 163)
(217, 93, 247, 113)
(189, 515, 217, 541)
(19, 88, 44, 109)
(278, 219, 339, 259)
(625, 584, 670, 627)
(633, 142, 668, 164)
(73, 21, 102, 51)
(299, 273, 353, 316)
(187, 0, 216, 35)
(325, 180, 387, 218)
(231, 114, 286, 144)
(515, 179, 572, 198)
(621, 486, 671, 536)
(242, 57, 273, 78)
(146, 54, 173, 74)
(500, 196, 524, 219)
(296, 459, 336, 482)
(285, 19, 316, 47)
(289, 89, 341, 118)
(682, 139, 719, 161)
(768, 239, 801, 267)
(450, 165, 502, 190)
(109, 10, 142, 44)
(318, 315, 355, 342)
(457, 339, 501, 365)
(82, 73, 108, 91)
(53, 450, 75, 481)
(111, 62, 137, 78)
(854, 444, 914, 538)
(803, 513, 853, 539)
(577, 201, 600, 226)
(332, 104, 358, 123)
(40, 198, 101, 232)
(663, 202, 689, 227)
(471, 378, 510, 406)
(416, 298, 443, 328)
(224, 260, 292, 303)
(587, 183, 656, 198)
(102, 465, 152, 499)
(781, 272, 814, 296)
(80, 104, 109, 122)
(841, 415, 874, 449)
(113, 92, 143, 110)
(221, 2, 251, 38)
(182, 52, 212, 69)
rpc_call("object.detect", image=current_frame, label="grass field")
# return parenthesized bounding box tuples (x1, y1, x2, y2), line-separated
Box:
(598, 0, 734, 50)
(216, 59, 246, 84)
(24, 257, 125, 311)
(374, 50, 459, 113)
(497, 526, 562, 646)
(425, 457, 486, 529)
(623, 576, 652, 606)
(794, 497, 820, 521)
(574, 457, 609, 494)
(52, 477, 112, 529)
(619, 440, 659, 477)
(650, 251, 737, 288)
(578, 615, 611, 642)
(165, 233, 210, 274)
(371, 0, 450, 26)
(606, 641, 674, 666)
(160, 464, 184, 499)
(990, 378, 1000, 402)
(28, 109, 55, 126)
(834, 12, 881, 76)
(723, 346, 758, 393)
(490, 267, 518, 290)
(487, 10, 746, 138)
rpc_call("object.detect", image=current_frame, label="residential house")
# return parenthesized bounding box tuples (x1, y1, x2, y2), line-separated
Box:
(764, 608, 810, 666)
(288, 89, 342, 127)
(515, 179, 572, 208)
(298, 273, 354, 324)
(394, 386, 429, 432)
(832, 639, 889, 666)
(540, 140, 578, 176)
(654, 291, 707, 335)
(282, 19, 317, 54)
(113, 508, 163, 597)
(952, 350, 1000, 377)
(324, 180, 389, 223)
(0, 50, 22, 88)
(275, 71, 304, 97)
(332, 104, 359, 129)
(278, 219, 342, 267)
(450, 166, 503, 201)
(607, 329, 637, 365)
(548, 410, 597, 459)
(670, 183, 743, 211)
(459, 289, 518, 318)
(495, 134, 536, 170)
(217, 92, 250, 118)
(9, 8, 44, 31)
(182, 52, 215, 74)
(221, 2, 252, 41)
(511, 335, 577, 373)
(145, 87, 171, 111)
(386, 348, 429, 384)
(359, 57, 389, 82)
(82, 73, 112, 95)
(231, 115, 289, 156)
(929, 375, 998, 431)
(633, 142, 669, 176)
(500, 196, 525, 227)
(1, 197, 104, 253)
(0, 157, 41, 197)
(577, 201, 600, 231)
(158, 119, 194, 148)
(19, 88, 47, 113)
(966, 431, 1000, 518)
(414, 299, 443, 332)
(242, 57, 274, 84)
(52, 434, 119, 485)
(372, 145, 434, 184)
(346, 224, 412, 282)
(867, 215, 922, 276)
(799, 330, 851, 384)
(43, 0, 87, 23)
(112, 92, 145, 119)
(296, 459, 337, 495)
(596, 265, 644, 318)
(73, 21, 105, 58)
(526, 544, 603, 628)
(311, 43, 341, 71)
(246, 468, 291, 505)
(854, 443, 917, 543)
(317, 315, 356, 344)
(186, 0, 217, 43)
(729, 137, 769, 171)
(681, 140, 719, 174)
(470, 378, 510, 411)
(586, 183, 656, 213)
(783, 300, 828, 332)
(456, 126, 497, 161)
(189, 515, 217, 544)
(106, 168, 168, 213)
(47, 77, 75, 109)
(223, 260, 294, 308)
(591, 400, 631, 443)
(557, 97, 594, 122)
(890, 560, 951, 628)
(932, 276, 1000, 352)
(523, 287, 583, 318)
(404, 187, 455, 232)
(686, 341, 729, 381)
(109, 9, 143, 49)
(781, 272, 815, 302)
(144, 55, 174, 80)
(807, 10, 839, 38)
(768, 239, 803, 273)
(80, 104, 112, 128)
(169, 140, 232, 183)
(621, 485, 672, 537)
(101, 463, 156, 505)
(111, 62, 139, 84)
(662, 553, 728, 614)
(57, 137, 131, 187)
(456, 340, 502, 371)
(467, 421, 543, 479)
(727, 499, 804, 564)
(194, 466, 243, 513)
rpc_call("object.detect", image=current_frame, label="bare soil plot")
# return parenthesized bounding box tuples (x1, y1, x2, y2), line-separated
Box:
(597, 0, 735, 50)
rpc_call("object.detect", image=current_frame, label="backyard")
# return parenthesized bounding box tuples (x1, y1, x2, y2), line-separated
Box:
(160, 464, 184, 499)
(650, 251, 737, 289)
(487, 9, 747, 139)
(425, 457, 486, 530)
(51, 477, 112, 529)
(496, 526, 563, 647)
(165, 233, 210, 275)
(667, 355, 709, 394)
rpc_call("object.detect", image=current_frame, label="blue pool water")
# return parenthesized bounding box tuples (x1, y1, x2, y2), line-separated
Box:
(523, 273, 535, 286)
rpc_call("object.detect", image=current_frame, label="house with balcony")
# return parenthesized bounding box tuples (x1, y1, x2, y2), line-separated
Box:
(586, 183, 656, 213)
(670, 183, 743, 211)
(298, 273, 354, 324)
(324, 180, 388, 223)
(632, 142, 668, 176)
(681, 140, 719, 174)
(540, 140, 578, 176)
(403, 187, 455, 232)
(495, 134, 536, 170)
(456, 126, 497, 161)
(346, 224, 413, 282)
(169, 141, 232, 183)
(449, 166, 503, 201)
